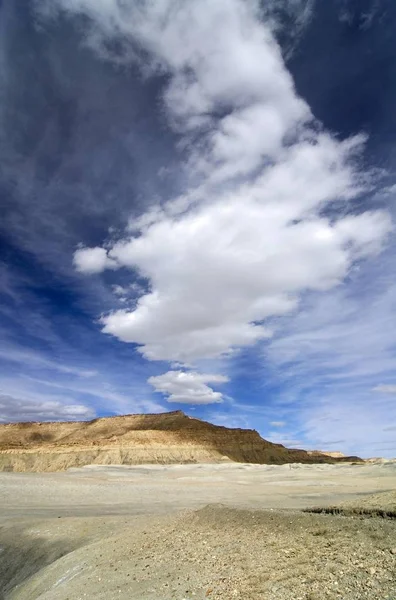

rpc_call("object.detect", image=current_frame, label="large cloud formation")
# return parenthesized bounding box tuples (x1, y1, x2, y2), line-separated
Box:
(41, 1, 392, 398)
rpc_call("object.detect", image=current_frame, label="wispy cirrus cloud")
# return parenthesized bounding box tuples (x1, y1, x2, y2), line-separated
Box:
(373, 384, 396, 394)
(0, 394, 95, 423)
(0, 345, 97, 378)
(263, 265, 396, 457)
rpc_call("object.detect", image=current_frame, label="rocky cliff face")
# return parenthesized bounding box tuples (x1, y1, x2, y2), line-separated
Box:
(0, 411, 362, 472)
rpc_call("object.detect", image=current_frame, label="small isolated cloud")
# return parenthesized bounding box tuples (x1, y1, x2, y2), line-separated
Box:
(112, 285, 128, 297)
(112, 283, 146, 300)
(148, 370, 229, 405)
(74, 247, 117, 274)
(269, 420, 286, 427)
(0, 394, 95, 423)
(373, 384, 396, 394)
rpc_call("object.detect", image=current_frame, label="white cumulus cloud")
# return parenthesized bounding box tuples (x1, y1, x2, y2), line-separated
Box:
(60, 1, 391, 368)
(148, 371, 229, 405)
(91, 158, 390, 362)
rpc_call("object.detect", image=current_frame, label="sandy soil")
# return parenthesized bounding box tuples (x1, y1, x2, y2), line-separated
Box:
(1, 463, 395, 599)
(1, 462, 395, 518)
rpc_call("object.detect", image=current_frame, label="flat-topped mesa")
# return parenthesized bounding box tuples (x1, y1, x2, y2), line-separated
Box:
(0, 411, 265, 449)
(0, 411, 363, 472)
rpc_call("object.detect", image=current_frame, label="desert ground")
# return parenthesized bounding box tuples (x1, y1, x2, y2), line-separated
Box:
(0, 462, 395, 600)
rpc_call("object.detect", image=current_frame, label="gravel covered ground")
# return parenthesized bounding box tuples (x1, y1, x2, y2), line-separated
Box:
(0, 463, 395, 599)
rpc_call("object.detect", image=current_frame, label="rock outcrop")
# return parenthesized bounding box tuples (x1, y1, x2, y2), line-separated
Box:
(307, 450, 347, 459)
(0, 411, 362, 472)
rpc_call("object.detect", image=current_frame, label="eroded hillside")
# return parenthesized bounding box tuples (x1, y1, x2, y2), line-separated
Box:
(0, 411, 362, 472)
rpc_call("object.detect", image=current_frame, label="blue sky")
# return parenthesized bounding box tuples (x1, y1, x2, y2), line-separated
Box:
(1, 0, 396, 458)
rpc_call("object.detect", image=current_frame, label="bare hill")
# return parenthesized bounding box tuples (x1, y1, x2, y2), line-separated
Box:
(0, 411, 362, 472)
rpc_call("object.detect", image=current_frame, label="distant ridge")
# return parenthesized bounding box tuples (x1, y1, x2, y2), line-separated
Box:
(0, 411, 363, 472)
(307, 450, 346, 459)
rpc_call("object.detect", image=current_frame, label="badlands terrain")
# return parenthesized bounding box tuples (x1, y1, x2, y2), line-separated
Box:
(0, 412, 394, 599)
(0, 411, 361, 472)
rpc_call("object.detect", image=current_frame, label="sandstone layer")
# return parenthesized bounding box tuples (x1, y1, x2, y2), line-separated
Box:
(0, 410, 362, 472)
(307, 450, 347, 458)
